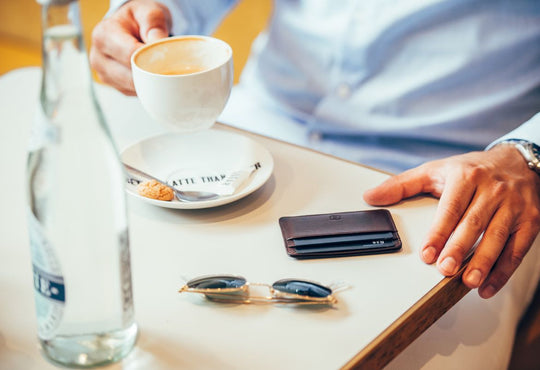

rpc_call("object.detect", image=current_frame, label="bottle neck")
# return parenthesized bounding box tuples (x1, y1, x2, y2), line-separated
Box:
(40, 0, 92, 117)
(41, 0, 81, 30)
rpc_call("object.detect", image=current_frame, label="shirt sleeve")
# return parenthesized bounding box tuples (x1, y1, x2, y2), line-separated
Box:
(487, 112, 540, 148)
(106, 0, 238, 36)
(107, 0, 130, 16)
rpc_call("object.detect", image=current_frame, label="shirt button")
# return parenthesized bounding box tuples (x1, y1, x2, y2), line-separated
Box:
(336, 83, 351, 99)
(309, 131, 322, 143)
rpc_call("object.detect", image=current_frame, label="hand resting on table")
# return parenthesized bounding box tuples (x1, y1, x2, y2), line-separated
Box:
(364, 144, 540, 299)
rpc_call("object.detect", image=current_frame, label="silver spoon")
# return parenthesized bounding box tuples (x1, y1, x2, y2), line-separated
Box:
(123, 163, 219, 202)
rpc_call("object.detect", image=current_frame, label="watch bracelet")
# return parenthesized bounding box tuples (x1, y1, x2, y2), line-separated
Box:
(496, 139, 540, 175)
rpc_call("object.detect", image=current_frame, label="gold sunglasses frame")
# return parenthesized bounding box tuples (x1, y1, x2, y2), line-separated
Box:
(178, 275, 340, 305)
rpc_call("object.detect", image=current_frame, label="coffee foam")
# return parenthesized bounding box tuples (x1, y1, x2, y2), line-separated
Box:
(134, 37, 231, 76)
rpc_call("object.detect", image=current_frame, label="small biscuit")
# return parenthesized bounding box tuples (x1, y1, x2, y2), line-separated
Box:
(137, 180, 175, 201)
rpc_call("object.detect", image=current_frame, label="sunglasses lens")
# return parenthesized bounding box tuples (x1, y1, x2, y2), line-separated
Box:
(272, 279, 332, 298)
(187, 275, 246, 290)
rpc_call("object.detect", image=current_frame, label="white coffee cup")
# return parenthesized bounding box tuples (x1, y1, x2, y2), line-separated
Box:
(131, 35, 233, 131)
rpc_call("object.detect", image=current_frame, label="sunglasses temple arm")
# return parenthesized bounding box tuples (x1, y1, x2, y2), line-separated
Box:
(328, 280, 350, 293)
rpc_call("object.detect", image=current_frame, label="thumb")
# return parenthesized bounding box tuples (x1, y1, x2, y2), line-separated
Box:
(363, 166, 431, 206)
(133, 2, 172, 43)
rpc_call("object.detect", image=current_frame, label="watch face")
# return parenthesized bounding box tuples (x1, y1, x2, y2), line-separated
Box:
(529, 142, 540, 174)
(532, 143, 540, 159)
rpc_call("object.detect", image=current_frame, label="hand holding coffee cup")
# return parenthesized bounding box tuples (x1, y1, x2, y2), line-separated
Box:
(131, 36, 233, 131)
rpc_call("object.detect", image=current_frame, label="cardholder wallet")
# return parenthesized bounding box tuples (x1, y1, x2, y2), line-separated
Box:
(278, 209, 401, 259)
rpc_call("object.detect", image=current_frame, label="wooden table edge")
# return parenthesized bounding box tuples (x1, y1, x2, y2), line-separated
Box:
(342, 258, 471, 370)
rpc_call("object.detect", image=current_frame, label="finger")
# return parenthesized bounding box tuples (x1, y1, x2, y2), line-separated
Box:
(435, 190, 501, 275)
(363, 164, 436, 206)
(420, 172, 476, 264)
(478, 223, 538, 299)
(90, 49, 136, 96)
(92, 20, 143, 67)
(132, 2, 172, 43)
(462, 208, 514, 289)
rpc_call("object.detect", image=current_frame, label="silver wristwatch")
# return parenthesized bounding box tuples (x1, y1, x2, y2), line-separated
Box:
(498, 139, 540, 175)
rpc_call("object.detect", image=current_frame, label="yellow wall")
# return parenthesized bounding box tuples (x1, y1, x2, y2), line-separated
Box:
(214, 0, 272, 82)
(0, 0, 272, 83)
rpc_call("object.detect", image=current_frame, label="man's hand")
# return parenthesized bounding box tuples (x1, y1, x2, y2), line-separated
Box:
(363, 145, 540, 298)
(90, 0, 172, 95)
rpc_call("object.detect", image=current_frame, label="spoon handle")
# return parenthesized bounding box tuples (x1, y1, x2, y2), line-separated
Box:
(123, 163, 219, 202)
(123, 163, 169, 187)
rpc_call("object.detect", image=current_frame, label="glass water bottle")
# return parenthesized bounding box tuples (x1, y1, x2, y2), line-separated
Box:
(26, 0, 138, 366)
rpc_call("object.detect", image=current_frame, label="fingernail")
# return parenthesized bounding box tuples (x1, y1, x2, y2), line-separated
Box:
(482, 285, 496, 298)
(466, 269, 482, 287)
(439, 257, 457, 274)
(421, 246, 436, 263)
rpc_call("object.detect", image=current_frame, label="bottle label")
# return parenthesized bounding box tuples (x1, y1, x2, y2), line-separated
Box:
(28, 210, 65, 340)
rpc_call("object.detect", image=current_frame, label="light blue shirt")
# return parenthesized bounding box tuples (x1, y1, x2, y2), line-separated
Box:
(112, 0, 540, 172)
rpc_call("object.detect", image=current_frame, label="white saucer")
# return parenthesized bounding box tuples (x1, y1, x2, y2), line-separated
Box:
(121, 129, 274, 209)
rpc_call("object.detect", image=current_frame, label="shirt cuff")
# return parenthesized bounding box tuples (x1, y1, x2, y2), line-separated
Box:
(105, 0, 189, 35)
(486, 112, 540, 150)
(106, 0, 130, 18)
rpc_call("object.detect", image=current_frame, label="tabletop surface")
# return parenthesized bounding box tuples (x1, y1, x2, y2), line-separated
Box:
(1, 68, 450, 370)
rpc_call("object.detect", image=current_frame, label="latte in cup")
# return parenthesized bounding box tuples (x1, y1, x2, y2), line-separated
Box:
(157, 66, 206, 75)
(131, 36, 233, 131)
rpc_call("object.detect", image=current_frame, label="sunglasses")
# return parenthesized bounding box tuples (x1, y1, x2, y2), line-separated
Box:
(178, 274, 341, 305)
